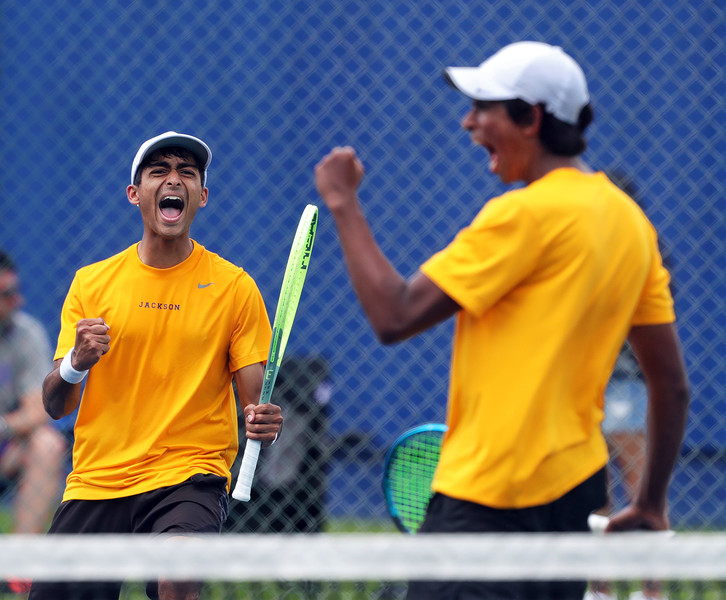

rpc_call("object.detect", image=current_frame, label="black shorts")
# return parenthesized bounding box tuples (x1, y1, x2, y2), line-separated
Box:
(407, 468, 607, 600)
(28, 473, 229, 600)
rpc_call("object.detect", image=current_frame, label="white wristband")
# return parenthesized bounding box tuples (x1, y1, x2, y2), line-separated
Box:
(59, 348, 89, 384)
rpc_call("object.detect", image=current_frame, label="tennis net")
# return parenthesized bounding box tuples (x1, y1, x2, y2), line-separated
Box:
(2, 531, 726, 598)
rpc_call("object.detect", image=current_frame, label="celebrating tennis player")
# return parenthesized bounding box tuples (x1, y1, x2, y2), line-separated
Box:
(315, 41, 690, 600)
(30, 131, 282, 600)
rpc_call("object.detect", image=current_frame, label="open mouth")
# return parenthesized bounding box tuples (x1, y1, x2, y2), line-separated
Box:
(483, 144, 499, 173)
(159, 196, 184, 221)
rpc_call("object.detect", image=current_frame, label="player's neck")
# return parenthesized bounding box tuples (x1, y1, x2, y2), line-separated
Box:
(524, 155, 592, 184)
(137, 235, 194, 269)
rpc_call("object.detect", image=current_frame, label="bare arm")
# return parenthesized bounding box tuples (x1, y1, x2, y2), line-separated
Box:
(315, 147, 460, 344)
(42, 318, 110, 420)
(42, 358, 82, 420)
(234, 362, 282, 448)
(607, 322, 690, 532)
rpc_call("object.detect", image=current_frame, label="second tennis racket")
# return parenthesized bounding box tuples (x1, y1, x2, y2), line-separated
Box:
(382, 422, 447, 534)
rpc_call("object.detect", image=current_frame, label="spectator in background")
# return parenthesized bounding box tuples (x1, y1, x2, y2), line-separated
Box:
(603, 343, 649, 511)
(600, 174, 664, 517)
(586, 174, 672, 600)
(0, 250, 67, 535)
(587, 342, 665, 600)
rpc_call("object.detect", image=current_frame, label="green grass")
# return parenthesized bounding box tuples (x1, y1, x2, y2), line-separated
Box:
(119, 580, 406, 600)
(0, 510, 12, 535)
(116, 579, 726, 600)
(324, 517, 397, 533)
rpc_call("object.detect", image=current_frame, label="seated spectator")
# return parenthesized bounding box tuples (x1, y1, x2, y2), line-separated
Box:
(0, 250, 67, 534)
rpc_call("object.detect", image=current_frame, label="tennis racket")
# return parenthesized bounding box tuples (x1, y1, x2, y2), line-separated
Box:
(231, 204, 318, 502)
(382, 423, 447, 534)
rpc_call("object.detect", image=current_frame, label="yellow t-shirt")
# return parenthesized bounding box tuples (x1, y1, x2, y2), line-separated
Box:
(421, 169, 674, 508)
(55, 242, 271, 501)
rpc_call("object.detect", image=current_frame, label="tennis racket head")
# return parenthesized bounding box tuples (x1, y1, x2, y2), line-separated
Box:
(258, 204, 318, 405)
(382, 423, 447, 534)
(274, 204, 317, 359)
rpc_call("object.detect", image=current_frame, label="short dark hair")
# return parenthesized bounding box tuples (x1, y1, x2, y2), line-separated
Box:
(503, 99, 593, 157)
(0, 250, 16, 272)
(133, 147, 206, 186)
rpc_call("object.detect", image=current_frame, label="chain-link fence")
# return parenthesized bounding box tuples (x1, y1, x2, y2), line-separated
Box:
(0, 0, 723, 536)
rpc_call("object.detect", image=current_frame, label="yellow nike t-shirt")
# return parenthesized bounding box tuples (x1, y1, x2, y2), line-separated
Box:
(421, 169, 675, 508)
(55, 242, 271, 500)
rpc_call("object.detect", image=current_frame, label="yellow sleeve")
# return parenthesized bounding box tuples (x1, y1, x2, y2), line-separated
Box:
(631, 224, 676, 325)
(421, 196, 540, 316)
(229, 274, 272, 372)
(54, 273, 85, 361)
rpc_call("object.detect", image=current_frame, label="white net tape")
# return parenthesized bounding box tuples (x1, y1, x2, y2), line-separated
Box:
(2, 532, 725, 582)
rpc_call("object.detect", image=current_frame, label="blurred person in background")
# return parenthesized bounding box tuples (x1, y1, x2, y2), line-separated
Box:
(587, 342, 666, 600)
(586, 175, 672, 600)
(0, 250, 67, 595)
(0, 250, 67, 536)
(598, 175, 653, 509)
(315, 41, 690, 600)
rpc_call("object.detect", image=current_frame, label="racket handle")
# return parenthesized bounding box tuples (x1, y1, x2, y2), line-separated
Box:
(231, 439, 262, 501)
(588, 513, 609, 534)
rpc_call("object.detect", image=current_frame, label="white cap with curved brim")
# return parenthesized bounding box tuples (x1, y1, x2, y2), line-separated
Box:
(443, 41, 589, 125)
(130, 131, 212, 186)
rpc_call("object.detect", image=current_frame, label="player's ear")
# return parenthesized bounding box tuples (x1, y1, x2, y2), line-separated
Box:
(199, 188, 208, 208)
(127, 185, 140, 207)
(523, 104, 543, 138)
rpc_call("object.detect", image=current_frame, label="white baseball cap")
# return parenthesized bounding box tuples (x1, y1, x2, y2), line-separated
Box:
(131, 131, 212, 186)
(443, 41, 589, 125)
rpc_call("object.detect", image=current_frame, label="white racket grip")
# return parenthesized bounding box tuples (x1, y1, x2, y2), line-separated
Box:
(588, 513, 609, 535)
(231, 439, 262, 501)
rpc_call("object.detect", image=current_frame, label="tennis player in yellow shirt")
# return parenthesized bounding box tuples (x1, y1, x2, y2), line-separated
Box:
(315, 41, 689, 600)
(30, 132, 282, 600)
